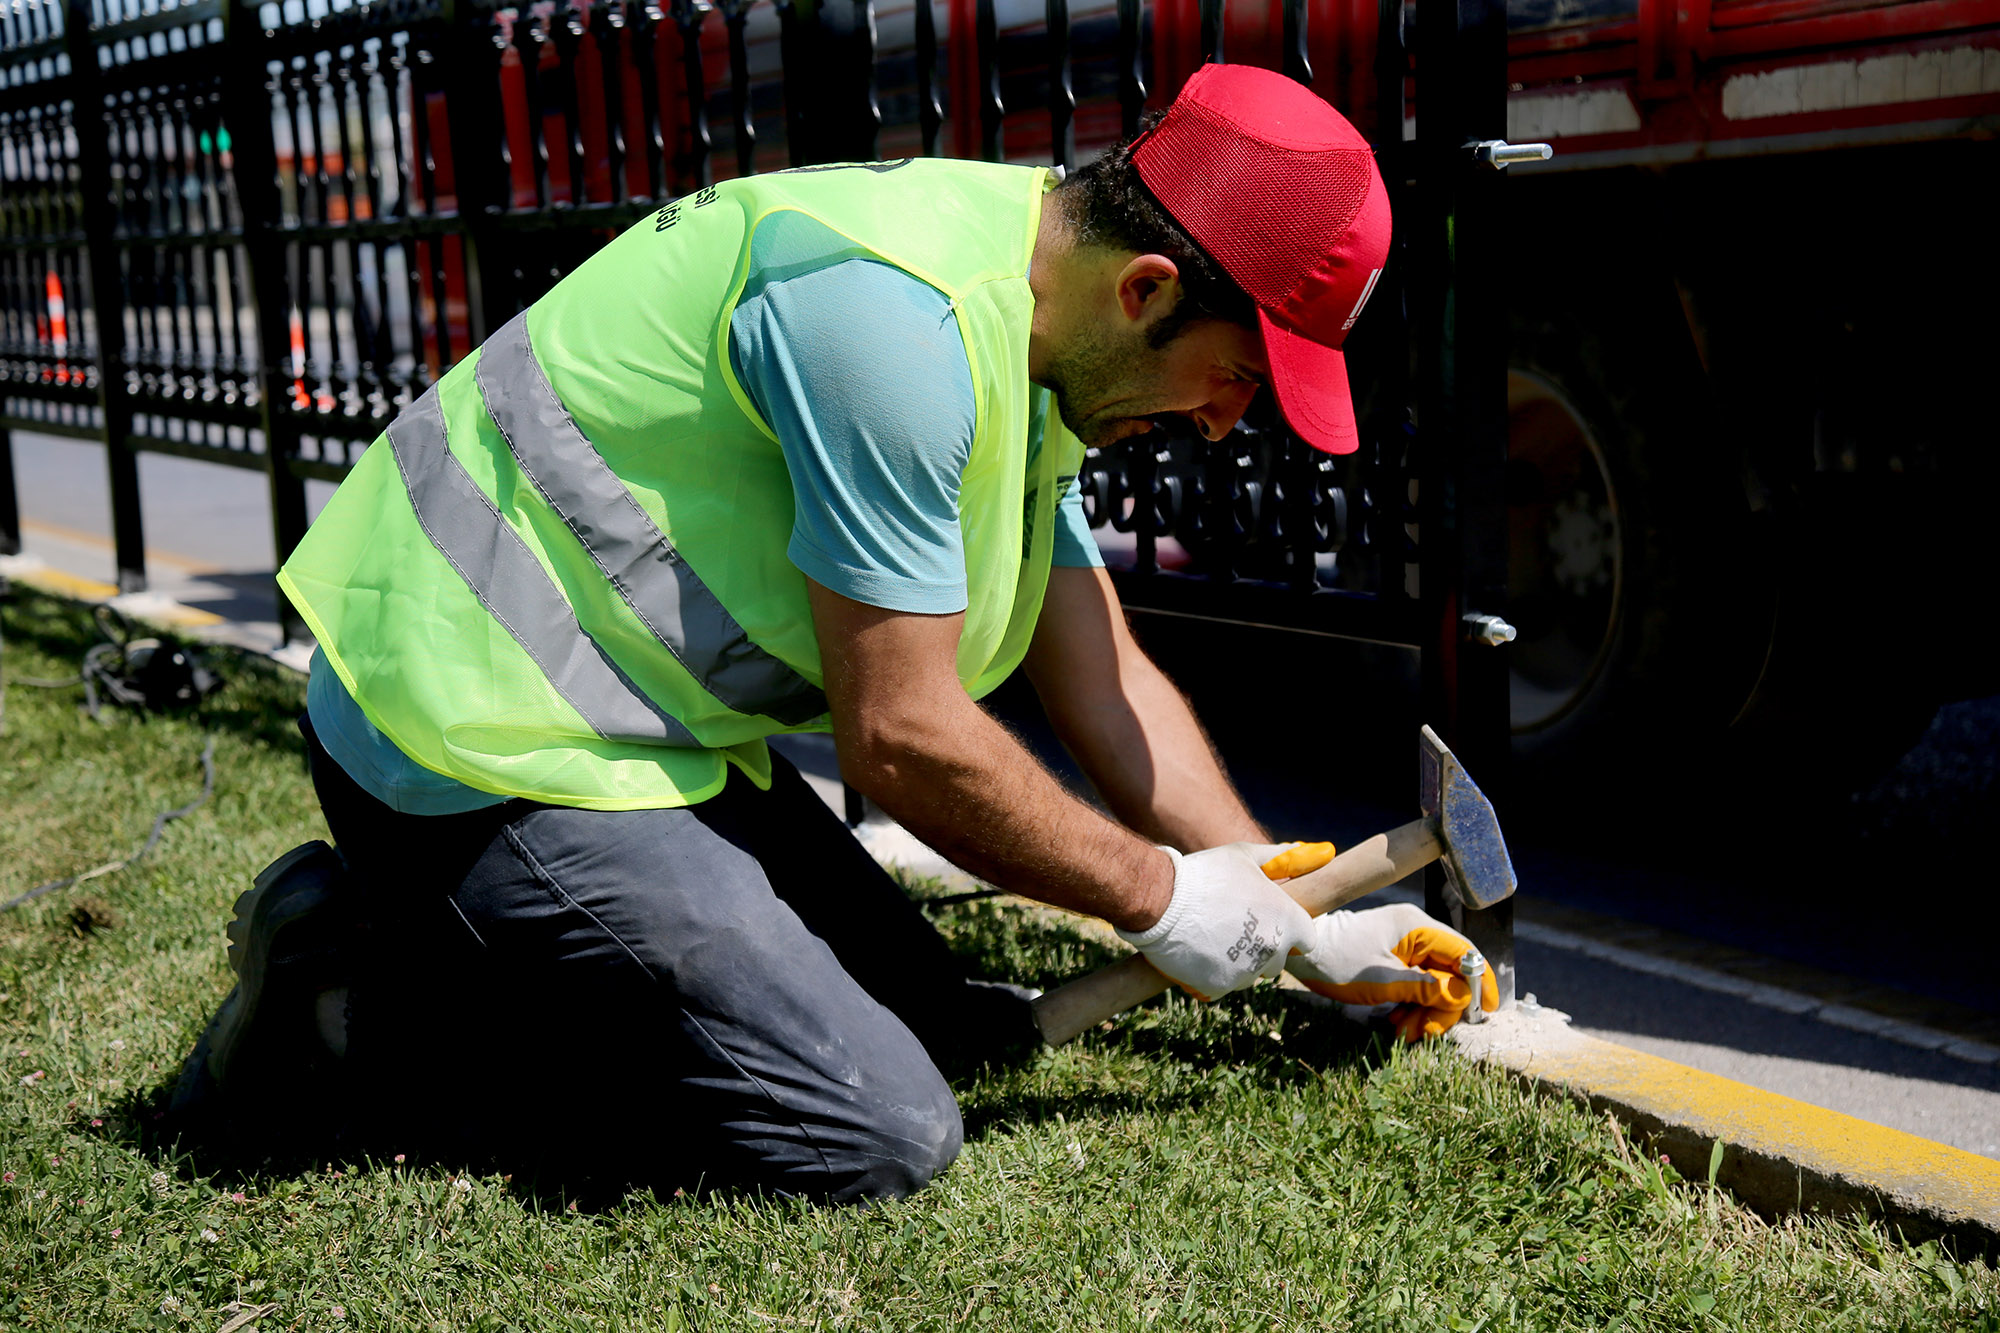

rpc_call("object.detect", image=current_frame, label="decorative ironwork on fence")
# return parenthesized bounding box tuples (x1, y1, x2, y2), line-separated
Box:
(4, 0, 1406, 628)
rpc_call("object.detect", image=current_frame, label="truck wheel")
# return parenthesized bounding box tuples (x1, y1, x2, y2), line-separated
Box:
(1504, 368, 1621, 738)
(1504, 310, 1772, 811)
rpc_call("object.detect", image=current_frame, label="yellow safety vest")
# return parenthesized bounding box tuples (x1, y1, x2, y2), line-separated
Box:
(279, 159, 1079, 810)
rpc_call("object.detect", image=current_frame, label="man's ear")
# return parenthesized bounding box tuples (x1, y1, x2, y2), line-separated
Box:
(1113, 253, 1184, 328)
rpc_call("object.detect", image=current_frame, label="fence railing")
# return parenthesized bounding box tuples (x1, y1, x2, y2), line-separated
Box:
(1, 0, 1519, 999)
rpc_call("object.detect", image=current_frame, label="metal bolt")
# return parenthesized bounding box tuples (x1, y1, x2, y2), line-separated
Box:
(1459, 949, 1487, 1025)
(1462, 613, 1517, 646)
(1470, 139, 1554, 169)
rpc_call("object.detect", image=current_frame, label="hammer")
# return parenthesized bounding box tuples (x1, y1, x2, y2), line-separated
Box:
(1032, 725, 1518, 1046)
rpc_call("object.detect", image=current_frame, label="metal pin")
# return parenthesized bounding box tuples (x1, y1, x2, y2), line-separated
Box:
(1470, 139, 1555, 169)
(1459, 948, 1488, 1024)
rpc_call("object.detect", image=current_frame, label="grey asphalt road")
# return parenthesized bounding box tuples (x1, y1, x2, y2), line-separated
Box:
(1523, 938, 2000, 1159)
(8, 426, 1998, 1158)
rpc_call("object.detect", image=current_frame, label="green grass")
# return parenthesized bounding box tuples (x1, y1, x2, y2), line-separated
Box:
(3, 586, 1998, 1332)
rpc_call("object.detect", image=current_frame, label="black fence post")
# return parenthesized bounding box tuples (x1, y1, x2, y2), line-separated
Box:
(1282, 0, 1312, 85)
(437, 0, 510, 341)
(976, 0, 1002, 161)
(777, 1, 814, 166)
(913, 0, 943, 156)
(0, 426, 19, 555)
(1370, 0, 1412, 612)
(1046, 0, 1074, 173)
(1415, 0, 1515, 1003)
(62, 0, 145, 592)
(219, 0, 314, 642)
(721, 0, 760, 173)
(670, 0, 715, 188)
(776, 1, 881, 168)
(1115, 0, 1146, 137)
(854, 0, 881, 160)
(633, 1, 672, 190)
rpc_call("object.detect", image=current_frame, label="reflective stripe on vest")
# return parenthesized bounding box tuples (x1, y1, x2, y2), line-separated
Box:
(384, 384, 699, 747)
(474, 313, 827, 726)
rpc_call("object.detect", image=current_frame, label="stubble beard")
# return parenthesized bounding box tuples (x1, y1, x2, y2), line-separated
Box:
(1038, 322, 1160, 447)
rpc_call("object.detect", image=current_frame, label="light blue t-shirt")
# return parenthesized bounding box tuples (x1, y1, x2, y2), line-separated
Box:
(311, 257, 1099, 812)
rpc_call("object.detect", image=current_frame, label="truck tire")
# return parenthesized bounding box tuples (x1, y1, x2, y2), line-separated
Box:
(1504, 302, 1773, 813)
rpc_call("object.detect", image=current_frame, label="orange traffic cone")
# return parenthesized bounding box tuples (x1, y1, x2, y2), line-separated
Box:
(289, 307, 310, 409)
(45, 271, 70, 386)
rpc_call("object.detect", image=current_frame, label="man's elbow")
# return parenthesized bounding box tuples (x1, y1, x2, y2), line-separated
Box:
(833, 739, 903, 801)
(829, 710, 937, 802)
(830, 680, 994, 804)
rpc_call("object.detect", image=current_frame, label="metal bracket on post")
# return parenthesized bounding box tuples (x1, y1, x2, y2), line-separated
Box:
(1469, 139, 1554, 169)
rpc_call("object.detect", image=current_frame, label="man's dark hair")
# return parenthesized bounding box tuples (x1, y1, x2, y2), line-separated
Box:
(1053, 113, 1258, 349)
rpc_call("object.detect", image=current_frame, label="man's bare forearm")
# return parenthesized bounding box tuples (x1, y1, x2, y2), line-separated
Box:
(1043, 647, 1265, 851)
(1024, 567, 1265, 852)
(808, 580, 1174, 932)
(836, 690, 1172, 930)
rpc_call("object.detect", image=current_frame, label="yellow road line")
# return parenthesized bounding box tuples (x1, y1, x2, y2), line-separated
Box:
(18, 517, 227, 576)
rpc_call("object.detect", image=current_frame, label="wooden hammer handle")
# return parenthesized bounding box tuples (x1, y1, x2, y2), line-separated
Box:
(1031, 818, 1444, 1047)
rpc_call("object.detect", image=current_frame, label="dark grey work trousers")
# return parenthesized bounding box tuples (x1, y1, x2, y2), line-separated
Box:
(304, 721, 1036, 1203)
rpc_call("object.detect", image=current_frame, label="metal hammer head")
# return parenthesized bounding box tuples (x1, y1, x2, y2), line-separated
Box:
(1419, 725, 1517, 910)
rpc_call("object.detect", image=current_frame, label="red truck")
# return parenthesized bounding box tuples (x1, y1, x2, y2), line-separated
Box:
(1134, 0, 2000, 794)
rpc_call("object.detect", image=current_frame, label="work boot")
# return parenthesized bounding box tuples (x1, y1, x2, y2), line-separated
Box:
(169, 841, 356, 1133)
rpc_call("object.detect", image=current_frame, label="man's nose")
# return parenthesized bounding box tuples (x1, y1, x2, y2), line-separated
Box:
(1189, 381, 1258, 441)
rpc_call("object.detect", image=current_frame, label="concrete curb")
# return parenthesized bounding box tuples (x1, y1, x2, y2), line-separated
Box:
(1453, 1009, 2000, 1254)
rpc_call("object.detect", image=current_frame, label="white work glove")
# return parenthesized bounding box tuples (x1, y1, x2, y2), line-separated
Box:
(1116, 845, 1316, 1002)
(1286, 901, 1499, 1042)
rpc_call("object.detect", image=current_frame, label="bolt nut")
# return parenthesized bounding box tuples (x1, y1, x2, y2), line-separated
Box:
(1462, 613, 1517, 647)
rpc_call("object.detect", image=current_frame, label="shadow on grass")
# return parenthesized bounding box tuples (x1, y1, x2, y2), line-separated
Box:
(896, 884, 1402, 1142)
(118, 1074, 698, 1215)
(956, 988, 1392, 1143)
(113, 985, 1395, 1219)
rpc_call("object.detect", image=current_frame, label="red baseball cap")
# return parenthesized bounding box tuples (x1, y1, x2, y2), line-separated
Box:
(1131, 63, 1392, 455)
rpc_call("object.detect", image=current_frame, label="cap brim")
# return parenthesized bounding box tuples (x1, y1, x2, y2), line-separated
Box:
(1259, 309, 1360, 455)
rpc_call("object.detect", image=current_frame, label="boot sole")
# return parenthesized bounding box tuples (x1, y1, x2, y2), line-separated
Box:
(170, 841, 350, 1121)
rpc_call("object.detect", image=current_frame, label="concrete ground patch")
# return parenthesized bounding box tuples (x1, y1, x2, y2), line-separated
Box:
(2, 553, 224, 632)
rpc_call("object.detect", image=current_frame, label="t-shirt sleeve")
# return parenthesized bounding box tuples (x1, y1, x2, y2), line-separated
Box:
(1051, 479, 1104, 569)
(728, 258, 976, 614)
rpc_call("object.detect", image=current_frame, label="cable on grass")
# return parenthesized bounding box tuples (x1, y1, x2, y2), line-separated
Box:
(0, 733, 218, 914)
(2, 591, 225, 913)
(4, 598, 223, 734)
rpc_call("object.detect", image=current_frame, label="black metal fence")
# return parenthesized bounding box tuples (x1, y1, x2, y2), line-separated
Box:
(1, 0, 1519, 993)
